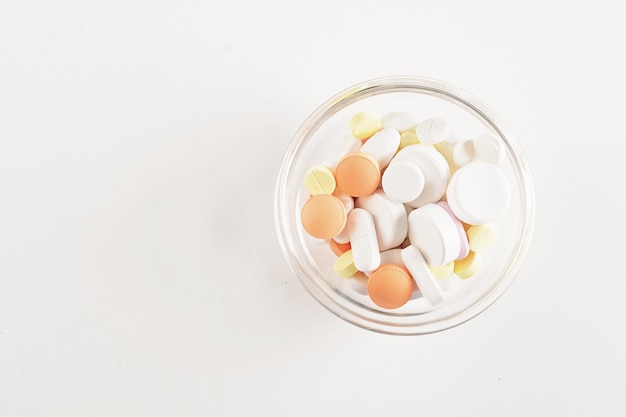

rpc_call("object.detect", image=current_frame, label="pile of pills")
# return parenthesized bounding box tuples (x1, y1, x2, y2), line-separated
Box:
(300, 111, 510, 310)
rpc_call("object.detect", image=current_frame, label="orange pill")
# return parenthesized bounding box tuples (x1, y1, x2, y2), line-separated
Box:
(335, 152, 381, 197)
(367, 264, 413, 309)
(329, 239, 351, 256)
(301, 194, 347, 239)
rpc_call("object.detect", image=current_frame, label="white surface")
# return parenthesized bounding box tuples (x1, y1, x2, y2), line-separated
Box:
(1, 1, 625, 416)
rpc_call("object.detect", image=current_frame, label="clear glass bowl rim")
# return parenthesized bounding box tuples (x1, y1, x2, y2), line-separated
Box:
(274, 75, 535, 335)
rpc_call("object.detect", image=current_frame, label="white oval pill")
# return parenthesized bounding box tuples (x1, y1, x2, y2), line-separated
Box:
(415, 117, 450, 145)
(359, 128, 401, 169)
(408, 203, 461, 267)
(401, 245, 445, 306)
(348, 208, 381, 272)
(436, 201, 470, 260)
(355, 190, 408, 251)
(472, 134, 505, 165)
(447, 162, 511, 225)
(381, 111, 418, 132)
(381, 159, 425, 203)
(392, 145, 450, 208)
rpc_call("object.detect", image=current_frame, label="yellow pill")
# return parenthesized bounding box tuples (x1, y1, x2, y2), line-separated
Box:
(429, 261, 454, 280)
(466, 224, 496, 252)
(454, 251, 483, 279)
(333, 249, 358, 278)
(304, 164, 336, 195)
(349, 111, 381, 140)
(399, 131, 420, 150)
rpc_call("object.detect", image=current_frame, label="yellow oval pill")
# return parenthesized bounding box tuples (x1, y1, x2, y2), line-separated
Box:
(429, 261, 454, 280)
(466, 224, 496, 252)
(399, 131, 420, 150)
(304, 164, 336, 195)
(334, 249, 358, 278)
(349, 111, 381, 140)
(454, 251, 483, 279)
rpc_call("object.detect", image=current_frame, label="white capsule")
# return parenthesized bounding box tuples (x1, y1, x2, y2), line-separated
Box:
(347, 208, 381, 272)
(401, 246, 445, 306)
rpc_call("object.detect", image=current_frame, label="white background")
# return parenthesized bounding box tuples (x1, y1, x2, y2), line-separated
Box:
(1, 1, 625, 416)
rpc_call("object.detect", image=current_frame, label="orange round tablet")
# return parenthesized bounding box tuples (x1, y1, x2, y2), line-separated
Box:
(335, 152, 381, 197)
(367, 264, 413, 309)
(301, 194, 347, 239)
(329, 239, 351, 256)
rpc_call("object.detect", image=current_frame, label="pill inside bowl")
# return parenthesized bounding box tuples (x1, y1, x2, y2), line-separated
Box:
(275, 77, 534, 334)
(299, 110, 510, 310)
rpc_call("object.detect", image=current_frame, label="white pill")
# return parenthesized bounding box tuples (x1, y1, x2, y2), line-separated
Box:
(452, 139, 475, 167)
(381, 111, 418, 132)
(436, 201, 470, 260)
(333, 225, 350, 244)
(472, 134, 505, 164)
(348, 272, 369, 296)
(334, 191, 354, 213)
(364, 249, 405, 276)
(381, 159, 425, 203)
(401, 246, 445, 306)
(415, 117, 450, 145)
(379, 248, 405, 267)
(348, 208, 381, 272)
(323, 135, 362, 168)
(447, 162, 511, 225)
(392, 145, 450, 208)
(329, 192, 354, 244)
(355, 190, 408, 251)
(408, 203, 460, 267)
(359, 128, 401, 169)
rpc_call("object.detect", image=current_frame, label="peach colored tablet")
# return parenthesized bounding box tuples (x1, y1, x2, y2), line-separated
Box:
(301, 194, 347, 239)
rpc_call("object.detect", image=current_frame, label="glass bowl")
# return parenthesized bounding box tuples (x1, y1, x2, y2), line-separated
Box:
(274, 76, 535, 335)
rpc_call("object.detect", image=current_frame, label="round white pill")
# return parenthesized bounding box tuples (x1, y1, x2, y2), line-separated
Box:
(392, 145, 450, 208)
(415, 117, 450, 145)
(447, 162, 511, 225)
(472, 134, 505, 165)
(401, 245, 445, 306)
(381, 160, 425, 203)
(408, 203, 461, 267)
(381, 112, 418, 132)
(359, 128, 401, 169)
(355, 190, 408, 251)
